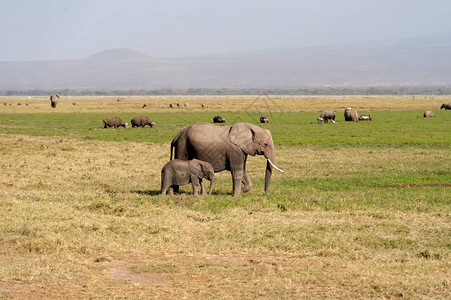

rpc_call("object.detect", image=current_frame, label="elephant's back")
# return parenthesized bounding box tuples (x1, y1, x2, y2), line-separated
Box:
(188, 123, 230, 145)
(186, 124, 233, 171)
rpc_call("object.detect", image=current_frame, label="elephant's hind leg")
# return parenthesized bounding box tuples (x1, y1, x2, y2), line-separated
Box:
(161, 183, 169, 195)
(167, 185, 177, 195)
(171, 185, 180, 194)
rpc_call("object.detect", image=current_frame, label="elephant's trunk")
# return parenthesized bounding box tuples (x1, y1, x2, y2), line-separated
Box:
(264, 160, 272, 194)
(264, 146, 276, 193)
(264, 153, 284, 194)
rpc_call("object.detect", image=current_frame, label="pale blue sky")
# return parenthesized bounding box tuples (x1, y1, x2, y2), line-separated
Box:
(1, 0, 450, 61)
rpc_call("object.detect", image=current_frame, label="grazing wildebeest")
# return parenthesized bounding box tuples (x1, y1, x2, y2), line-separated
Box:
(213, 115, 226, 123)
(103, 117, 128, 128)
(344, 107, 359, 122)
(317, 111, 336, 124)
(131, 116, 155, 128)
(358, 114, 373, 121)
(423, 111, 435, 118)
(260, 116, 270, 123)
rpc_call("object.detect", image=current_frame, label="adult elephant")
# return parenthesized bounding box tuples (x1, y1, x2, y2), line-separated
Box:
(171, 122, 283, 196)
(50, 94, 60, 108)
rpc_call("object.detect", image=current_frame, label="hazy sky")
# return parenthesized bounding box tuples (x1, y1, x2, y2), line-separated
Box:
(1, 0, 450, 61)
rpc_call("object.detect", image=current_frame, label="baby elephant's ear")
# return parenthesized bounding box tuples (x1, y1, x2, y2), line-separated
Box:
(200, 161, 213, 178)
(188, 159, 203, 178)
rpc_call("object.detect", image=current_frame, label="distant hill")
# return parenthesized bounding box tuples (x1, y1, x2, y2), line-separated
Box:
(1, 33, 450, 90)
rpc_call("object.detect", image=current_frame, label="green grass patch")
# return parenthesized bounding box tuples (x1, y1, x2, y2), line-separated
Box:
(0, 110, 449, 146)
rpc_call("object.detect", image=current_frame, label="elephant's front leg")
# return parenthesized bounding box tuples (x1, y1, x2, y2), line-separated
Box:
(199, 179, 206, 196)
(241, 171, 253, 194)
(231, 168, 244, 196)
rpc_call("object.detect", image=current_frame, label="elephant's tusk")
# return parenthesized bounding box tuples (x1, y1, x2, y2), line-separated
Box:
(267, 158, 284, 173)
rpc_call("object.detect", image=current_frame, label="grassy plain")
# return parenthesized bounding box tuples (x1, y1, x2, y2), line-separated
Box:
(0, 95, 450, 299)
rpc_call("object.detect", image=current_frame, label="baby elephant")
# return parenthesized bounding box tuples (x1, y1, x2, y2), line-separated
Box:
(161, 159, 215, 195)
(131, 116, 155, 128)
(103, 117, 128, 128)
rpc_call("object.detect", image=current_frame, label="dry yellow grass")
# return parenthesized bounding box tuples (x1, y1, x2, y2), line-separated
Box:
(0, 133, 449, 298)
(1, 94, 449, 113)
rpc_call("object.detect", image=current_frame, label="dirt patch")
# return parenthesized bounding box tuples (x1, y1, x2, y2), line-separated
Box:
(101, 253, 305, 288)
(107, 261, 172, 286)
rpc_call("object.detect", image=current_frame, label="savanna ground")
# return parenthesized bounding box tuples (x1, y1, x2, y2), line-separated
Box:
(0, 95, 450, 299)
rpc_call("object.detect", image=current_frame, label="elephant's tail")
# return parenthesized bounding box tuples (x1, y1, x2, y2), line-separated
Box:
(170, 128, 184, 160)
(170, 141, 174, 160)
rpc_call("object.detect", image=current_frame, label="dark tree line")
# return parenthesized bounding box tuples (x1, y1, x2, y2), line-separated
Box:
(1, 87, 450, 96)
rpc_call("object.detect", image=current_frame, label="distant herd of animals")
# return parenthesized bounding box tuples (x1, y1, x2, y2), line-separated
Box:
(168, 102, 209, 109)
(3, 94, 451, 121)
(102, 114, 264, 129)
(2, 94, 450, 196)
(40, 94, 451, 124)
(317, 107, 373, 124)
(103, 116, 155, 128)
(316, 104, 451, 123)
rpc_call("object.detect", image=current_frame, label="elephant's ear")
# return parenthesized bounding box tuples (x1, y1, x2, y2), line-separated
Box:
(188, 159, 203, 178)
(229, 123, 256, 156)
(199, 161, 213, 178)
